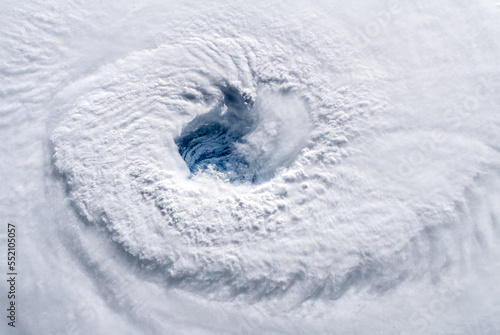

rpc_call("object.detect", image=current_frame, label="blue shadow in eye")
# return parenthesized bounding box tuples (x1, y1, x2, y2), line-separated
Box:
(175, 85, 257, 183)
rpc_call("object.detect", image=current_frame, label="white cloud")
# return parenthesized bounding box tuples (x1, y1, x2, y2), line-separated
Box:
(1, 0, 500, 334)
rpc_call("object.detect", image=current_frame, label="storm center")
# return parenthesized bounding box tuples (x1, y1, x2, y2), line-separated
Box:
(175, 86, 258, 183)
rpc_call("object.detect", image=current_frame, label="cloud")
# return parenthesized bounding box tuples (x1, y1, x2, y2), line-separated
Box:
(1, 0, 500, 334)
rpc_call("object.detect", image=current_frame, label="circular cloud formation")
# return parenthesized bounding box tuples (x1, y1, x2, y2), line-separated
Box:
(51, 35, 366, 303)
(51, 9, 500, 309)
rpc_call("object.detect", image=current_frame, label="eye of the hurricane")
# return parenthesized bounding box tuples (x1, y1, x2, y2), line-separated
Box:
(175, 86, 258, 183)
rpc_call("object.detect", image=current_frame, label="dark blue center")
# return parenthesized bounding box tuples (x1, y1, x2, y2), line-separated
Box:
(175, 86, 257, 183)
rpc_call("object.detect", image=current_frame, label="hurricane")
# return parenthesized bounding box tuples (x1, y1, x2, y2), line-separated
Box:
(1, 0, 500, 334)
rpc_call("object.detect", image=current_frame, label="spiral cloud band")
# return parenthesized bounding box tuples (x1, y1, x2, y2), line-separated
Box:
(2, 0, 500, 334)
